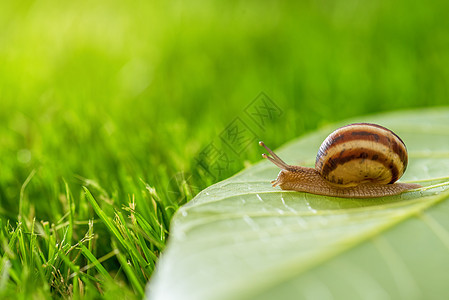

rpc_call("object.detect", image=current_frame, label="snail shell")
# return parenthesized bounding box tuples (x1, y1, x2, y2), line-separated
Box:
(315, 123, 408, 187)
(260, 123, 421, 198)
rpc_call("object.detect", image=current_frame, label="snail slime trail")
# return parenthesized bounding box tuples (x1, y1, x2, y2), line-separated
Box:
(260, 123, 422, 198)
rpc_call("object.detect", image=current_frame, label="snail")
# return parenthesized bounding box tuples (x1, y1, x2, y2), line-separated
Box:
(260, 123, 422, 198)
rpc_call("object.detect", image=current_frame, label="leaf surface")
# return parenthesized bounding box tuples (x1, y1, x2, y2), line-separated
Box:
(147, 108, 449, 300)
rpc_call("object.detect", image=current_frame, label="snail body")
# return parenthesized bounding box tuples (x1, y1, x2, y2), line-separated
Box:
(260, 123, 421, 198)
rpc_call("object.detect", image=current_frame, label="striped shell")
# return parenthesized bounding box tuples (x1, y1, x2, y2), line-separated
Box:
(315, 123, 408, 187)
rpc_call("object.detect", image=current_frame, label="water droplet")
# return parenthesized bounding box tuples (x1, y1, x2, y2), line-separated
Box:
(281, 196, 296, 213)
(276, 209, 285, 215)
(243, 215, 259, 231)
(304, 198, 317, 213)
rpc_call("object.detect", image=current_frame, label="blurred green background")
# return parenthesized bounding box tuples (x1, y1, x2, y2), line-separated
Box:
(0, 0, 448, 296)
(2, 0, 449, 219)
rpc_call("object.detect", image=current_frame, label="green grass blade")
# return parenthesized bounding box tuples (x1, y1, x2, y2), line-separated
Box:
(83, 187, 127, 247)
(64, 179, 74, 245)
(114, 242, 145, 297)
(79, 244, 113, 280)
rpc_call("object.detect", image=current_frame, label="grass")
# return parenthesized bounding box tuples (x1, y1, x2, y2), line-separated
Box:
(1, 0, 449, 299)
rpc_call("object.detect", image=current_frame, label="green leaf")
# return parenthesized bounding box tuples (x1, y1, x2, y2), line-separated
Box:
(147, 108, 449, 300)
